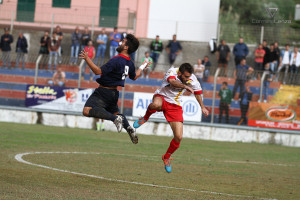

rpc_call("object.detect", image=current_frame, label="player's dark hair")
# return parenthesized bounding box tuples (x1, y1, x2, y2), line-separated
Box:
(125, 34, 139, 54)
(179, 63, 194, 74)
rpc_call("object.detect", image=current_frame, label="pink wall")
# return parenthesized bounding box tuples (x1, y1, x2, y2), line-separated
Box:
(0, 0, 18, 21)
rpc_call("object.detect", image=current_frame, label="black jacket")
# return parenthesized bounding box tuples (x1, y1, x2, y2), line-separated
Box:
(0, 34, 13, 51)
(16, 36, 28, 53)
(239, 91, 253, 105)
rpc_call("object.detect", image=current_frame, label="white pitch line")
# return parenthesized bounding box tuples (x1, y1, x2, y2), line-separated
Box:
(223, 160, 295, 167)
(15, 152, 277, 200)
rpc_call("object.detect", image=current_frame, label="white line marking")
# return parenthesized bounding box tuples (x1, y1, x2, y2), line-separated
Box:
(223, 160, 295, 167)
(15, 152, 277, 200)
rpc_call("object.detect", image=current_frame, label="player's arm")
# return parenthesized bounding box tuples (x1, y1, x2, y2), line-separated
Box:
(195, 94, 209, 117)
(79, 50, 101, 75)
(168, 78, 194, 94)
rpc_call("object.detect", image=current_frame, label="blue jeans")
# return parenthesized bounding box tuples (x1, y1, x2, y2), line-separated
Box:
(95, 45, 106, 65)
(263, 81, 270, 100)
(110, 46, 118, 58)
(290, 64, 300, 84)
(48, 80, 64, 87)
(70, 44, 80, 64)
(150, 52, 160, 70)
(16, 49, 25, 69)
(1, 51, 11, 68)
(204, 69, 209, 82)
(269, 61, 278, 73)
(48, 51, 58, 70)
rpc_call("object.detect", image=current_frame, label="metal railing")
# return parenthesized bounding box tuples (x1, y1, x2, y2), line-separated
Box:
(210, 67, 220, 123)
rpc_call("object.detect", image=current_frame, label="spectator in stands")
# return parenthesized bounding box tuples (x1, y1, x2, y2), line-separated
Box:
(218, 81, 232, 124)
(109, 27, 121, 58)
(55, 25, 63, 64)
(141, 51, 153, 79)
(274, 41, 280, 64)
(261, 63, 274, 103)
(81, 40, 96, 81)
(278, 44, 291, 85)
(254, 44, 265, 80)
(233, 37, 249, 66)
(202, 56, 212, 82)
(70, 26, 82, 65)
(232, 58, 253, 100)
(150, 35, 163, 70)
(15, 32, 28, 70)
(39, 30, 50, 69)
(0, 27, 13, 68)
(262, 40, 270, 67)
(238, 84, 253, 125)
(290, 46, 300, 85)
(217, 40, 230, 76)
(269, 44, 279, 73)
(194, 59, 205, 86)
(166, 34, 182, 65)
(95, 28, 108, 66)
(81, 26, 91, 51)
(48, 66, 66, 87)
(48, 32, 61, 71)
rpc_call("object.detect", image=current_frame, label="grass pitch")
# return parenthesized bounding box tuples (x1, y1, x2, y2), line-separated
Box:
(0, 122, 299, 200)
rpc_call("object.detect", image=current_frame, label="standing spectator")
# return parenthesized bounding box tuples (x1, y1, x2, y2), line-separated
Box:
(262, 40, 270, 67)
(216, 40, 230, 76)
(193, 59, 205, 85)
(274, 41, 280, 64)
(202, 56, 212, 82)
(290, 46, 300, 85)
(254, 44, 265, 80)
(81, 26, 91, 50)
(269, 44, 279, 73)
(0, 28, 13, 68)
(218, 81, 232, 124)
(81, 41, 96, 81)
(70, 26, 82, 65)
(238, 85, 253, 125)
(150, 35, 163, 70)
(55, 25, 63, 64)
(166, 34, 182, 65)
(39, 30, 50, 69)
(48, 32, 61, 71)
(232, 58, 253, 99)
(278, 44, 291, 84)
(15, 32, 28, 70)
(109, 27, 121, 58)
(233, 37, 249, 66)
(141, 51, 153, 79)
(261, 63, 274, 103)
(95, 28, 108, 66)
(48, 66, 66, 87)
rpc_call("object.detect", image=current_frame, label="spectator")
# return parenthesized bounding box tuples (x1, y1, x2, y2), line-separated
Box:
(202, 56, 212, 82)
(232, 58, 253, 100)
(95, 28, 108, 66)
(109, 27, 121, 58)
(274, 41, 280, 64)
(55, 25, 63, 64)
(141, 51, 153, 79)
(166, 34, 182, 65)
(150, 35, 163, 70)
(278, 44, 291, 84)
(254, 44, 265, 80)
(0, 27, 13, 68)
(269, 44, 279, 73)
(81, 26, 91, 50)
(15, 32, 28, 70)
(81, 40, 96, 81)
(238, 85, 253, 125)
(70, 26, 82, 65)
(290, 46, 300, 85)
(218, 81, 232, 124)
(48, 32, 61, 71)
(233, 37, 249, 66)
(217, 40, 230, 76)
(261, 63, 274, 103)
(193, 59, 205, 85)
(48, 66, 66, 87)
(262, 40, 270, 67)
(39, 30, 50, 69)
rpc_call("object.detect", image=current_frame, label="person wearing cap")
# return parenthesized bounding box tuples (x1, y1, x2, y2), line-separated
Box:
(0, 28, 13, 68)
(150, 35, 163, 70)
(109, 27, 121, 58)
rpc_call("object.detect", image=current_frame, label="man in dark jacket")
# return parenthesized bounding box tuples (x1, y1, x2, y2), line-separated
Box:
(0, 28, 13, 68)
(238, 85, 253, 125)
(166, 34, 182, 65)
(150, 35, 163, 70)
(15, 32, 28, 69)
(218, 82, 232, 123)
(233, 37, 249, 66)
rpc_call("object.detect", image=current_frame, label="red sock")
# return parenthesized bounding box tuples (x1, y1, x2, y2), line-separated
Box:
(164, 138, 180, 159)
(143, 103, 157, 120)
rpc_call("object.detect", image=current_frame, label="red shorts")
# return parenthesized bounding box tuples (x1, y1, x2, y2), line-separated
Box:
(154, 94, 183, 122)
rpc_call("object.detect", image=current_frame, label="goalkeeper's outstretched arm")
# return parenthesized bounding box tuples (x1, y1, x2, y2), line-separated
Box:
(79, 50, 102, 75)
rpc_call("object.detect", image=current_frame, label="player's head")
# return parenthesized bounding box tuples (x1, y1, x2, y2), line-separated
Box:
(117, 33, 139, 55)
(178, 63, 194, 83)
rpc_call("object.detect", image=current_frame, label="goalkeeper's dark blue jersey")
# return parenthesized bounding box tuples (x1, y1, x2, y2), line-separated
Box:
(96, 54, 136, 87)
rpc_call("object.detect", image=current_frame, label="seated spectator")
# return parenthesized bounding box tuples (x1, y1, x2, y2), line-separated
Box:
(48, 32, 61, 71)
(269, 44, 279, 73)
(95, 28, 108, 66)
(81, 40, 96, 81)
(238, 85, 252, 125)
(193, 59, 205, 86)
(261, 63, 274, 103)
(202, 56, 211, 82)
(254, 44, 265, 80)
(70, 26, 82, 65)
(290, 46, 300, 85)
(278, 44, 291, 85)
(218, 81, 232, 124)
(48, 67, 65, 87)
(141, 51, 153, 79)
(166, 34, 182, 65)
(217, 40, 230, 76)
(15, 32, 28, 70)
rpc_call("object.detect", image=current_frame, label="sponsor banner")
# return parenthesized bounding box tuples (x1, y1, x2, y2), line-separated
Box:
(248, 102, 300, 130)
(132, 92, 202, 122)
(25, 84, 93, 112)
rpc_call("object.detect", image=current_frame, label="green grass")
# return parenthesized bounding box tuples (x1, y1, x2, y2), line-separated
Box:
(0, 122, 300, 200)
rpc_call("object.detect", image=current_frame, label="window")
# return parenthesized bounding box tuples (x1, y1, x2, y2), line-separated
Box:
(52, 0, 71, 8)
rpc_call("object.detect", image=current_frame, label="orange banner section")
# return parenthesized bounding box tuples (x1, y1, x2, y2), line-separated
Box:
(248, 102, 300, 130)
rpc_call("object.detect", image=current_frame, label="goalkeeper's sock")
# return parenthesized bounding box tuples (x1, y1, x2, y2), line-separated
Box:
(117, 114, 130, 130)
(164, 138, 180, 159)
(89, 107, 116, 122)
(143, 103, 157, 121)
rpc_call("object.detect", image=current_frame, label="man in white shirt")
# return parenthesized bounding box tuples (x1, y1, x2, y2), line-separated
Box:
(193, 59, 205, 86)
(290, 46, 300, 85)
(278, 44, 291, 84)
(133, 63, 209, 173)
